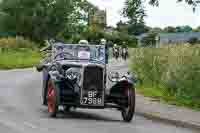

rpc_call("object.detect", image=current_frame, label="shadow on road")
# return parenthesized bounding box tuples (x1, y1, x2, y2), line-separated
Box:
(40, 108, 122, 123)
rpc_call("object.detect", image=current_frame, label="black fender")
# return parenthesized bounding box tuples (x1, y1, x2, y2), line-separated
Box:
(43, 63, 62, 105)
(109, 75, 136, 96)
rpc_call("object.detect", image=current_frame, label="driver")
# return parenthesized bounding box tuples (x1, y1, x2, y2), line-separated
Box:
(56, 45, 65, 60)
(78, 40, 90, 60)
(100, 38, 109, 63)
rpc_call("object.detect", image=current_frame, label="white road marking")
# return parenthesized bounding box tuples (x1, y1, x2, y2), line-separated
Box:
(23, 122, 38, 129)
(0, 119, 26, 132)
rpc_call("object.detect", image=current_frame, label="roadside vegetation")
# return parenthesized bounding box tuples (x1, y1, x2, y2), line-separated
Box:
(0, 37, 41, 69)
(129, 44, 200, 110)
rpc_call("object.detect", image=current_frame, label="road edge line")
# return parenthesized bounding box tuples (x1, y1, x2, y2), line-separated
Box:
(135, 111, 200, 130)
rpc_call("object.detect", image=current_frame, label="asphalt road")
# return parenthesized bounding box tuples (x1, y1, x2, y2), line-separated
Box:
(0, 60, 198, 133)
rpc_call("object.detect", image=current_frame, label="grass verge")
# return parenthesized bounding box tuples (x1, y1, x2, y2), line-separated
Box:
(136, 85, 200, 111)
(0, 50, 41, 69)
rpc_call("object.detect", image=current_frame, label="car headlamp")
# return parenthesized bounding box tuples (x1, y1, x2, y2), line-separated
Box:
(65, 68, 81, 81)
(49, 65, 63, 80)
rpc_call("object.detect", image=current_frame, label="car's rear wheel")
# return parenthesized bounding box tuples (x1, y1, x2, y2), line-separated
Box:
(42, 85, 47, 105)
(121, 88, 135, 122)
(47, 79, 58, 117)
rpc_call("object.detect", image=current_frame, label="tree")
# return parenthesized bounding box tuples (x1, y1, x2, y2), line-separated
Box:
(141, 32, 158, 47)
(116, 21, 129, 34)
(0, 0, 87, 42)
(182, 25, 193, 32)
(193, 26, 200, 32)
(163, 26, 176, 33)
(176, 25, 192, 32)
(187, 37, 200, 45)
(122, 0, 147, 36)
(150, 27, 163, 33)
(149, 0, 199, 7)
(176, 26, 183, 32)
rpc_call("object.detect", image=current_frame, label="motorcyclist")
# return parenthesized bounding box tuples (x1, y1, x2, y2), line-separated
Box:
(113, 43, 119, 59)
(121, 42, 128, 60)
(99, 38, 109, 64)
(100, 38, 109, 85)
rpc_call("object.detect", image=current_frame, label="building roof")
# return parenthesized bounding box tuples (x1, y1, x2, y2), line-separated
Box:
(159, 32, 200, 44)
(137, 32, 200, 45)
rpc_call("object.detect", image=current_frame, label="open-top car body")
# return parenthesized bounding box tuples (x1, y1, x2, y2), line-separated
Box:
(36, 42, 136, 122)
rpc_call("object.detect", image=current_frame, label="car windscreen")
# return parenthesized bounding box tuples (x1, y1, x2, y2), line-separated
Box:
(52, 44, 105, 63)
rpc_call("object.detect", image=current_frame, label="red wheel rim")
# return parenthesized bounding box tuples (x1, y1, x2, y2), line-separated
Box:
(47, 81, 55, 113)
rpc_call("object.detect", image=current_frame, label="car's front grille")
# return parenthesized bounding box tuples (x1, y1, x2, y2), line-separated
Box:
(83, 66, 104, 92)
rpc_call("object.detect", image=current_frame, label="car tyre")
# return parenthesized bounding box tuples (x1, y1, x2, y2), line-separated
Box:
(121, 88, 135, 122)
(42, 86, 47, 106)
(47, 79, 58, 118)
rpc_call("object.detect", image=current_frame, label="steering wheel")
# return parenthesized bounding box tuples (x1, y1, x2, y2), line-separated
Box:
(54, 52, 74, 60)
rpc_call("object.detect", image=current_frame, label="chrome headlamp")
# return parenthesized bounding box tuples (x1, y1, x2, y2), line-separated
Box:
(49, 66, 63, 80)
(65, 68, 81, 81)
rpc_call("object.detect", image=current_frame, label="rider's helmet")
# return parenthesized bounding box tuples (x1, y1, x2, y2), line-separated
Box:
(100, 38, 106, 45)
(79, 40, 89, 45)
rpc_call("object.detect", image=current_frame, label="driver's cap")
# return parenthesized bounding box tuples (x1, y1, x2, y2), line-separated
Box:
(79, 40, 89, 45)
(100, 38, 106, 44)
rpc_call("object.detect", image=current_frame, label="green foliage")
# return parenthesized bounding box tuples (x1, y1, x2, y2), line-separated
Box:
(193, 26, 200, 32)
(163, 26, 176, 33)
(122, 0, 146, 23)
(122, 0, 147, 36)
(176, 26, 193, 32)
(129, 45, 200, 109)
(149, 0, 199, 7)
(116, 21, 129, 34)
(187, 37, 200, 45)
(0, 0, 86, 42)
(150, 27, 162, 33)
(0, 37, 41, 69)
(0, 37, 39, 50)
(0, 50, 41, 69)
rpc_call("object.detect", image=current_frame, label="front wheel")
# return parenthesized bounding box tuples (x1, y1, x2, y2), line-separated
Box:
(47, 79, 58, 117)
(121, 88, 135, 122)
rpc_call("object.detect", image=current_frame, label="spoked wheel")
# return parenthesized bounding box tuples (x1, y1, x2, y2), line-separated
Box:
(121, 88, 135, 122)
(47, 80, 58, 117)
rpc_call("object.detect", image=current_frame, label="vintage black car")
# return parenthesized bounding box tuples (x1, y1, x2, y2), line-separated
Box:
(36, 42, 136, 122)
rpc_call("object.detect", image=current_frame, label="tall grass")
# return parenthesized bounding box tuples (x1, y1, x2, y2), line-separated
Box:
(0, 37, 41, 69)
(129, 44, 200, 109)
(0, 50, 41, 69)
(0, 37, 38, 50)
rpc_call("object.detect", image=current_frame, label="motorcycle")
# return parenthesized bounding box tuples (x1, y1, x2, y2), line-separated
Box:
(121, 48, 128, 60)
(113, 48, 120, 60)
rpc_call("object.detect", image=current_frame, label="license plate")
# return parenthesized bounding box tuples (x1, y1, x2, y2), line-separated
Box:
(81, 90, 103, 106)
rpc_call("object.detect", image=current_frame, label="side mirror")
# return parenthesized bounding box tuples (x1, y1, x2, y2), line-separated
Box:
(105, 55, 108, 64)
(35, 64, 45, 72)
(108, 72, 120, 82)
(105, 48, 109, 64)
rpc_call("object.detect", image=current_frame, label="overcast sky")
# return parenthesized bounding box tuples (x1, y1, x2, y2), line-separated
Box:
(87, 0, 200, 28)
